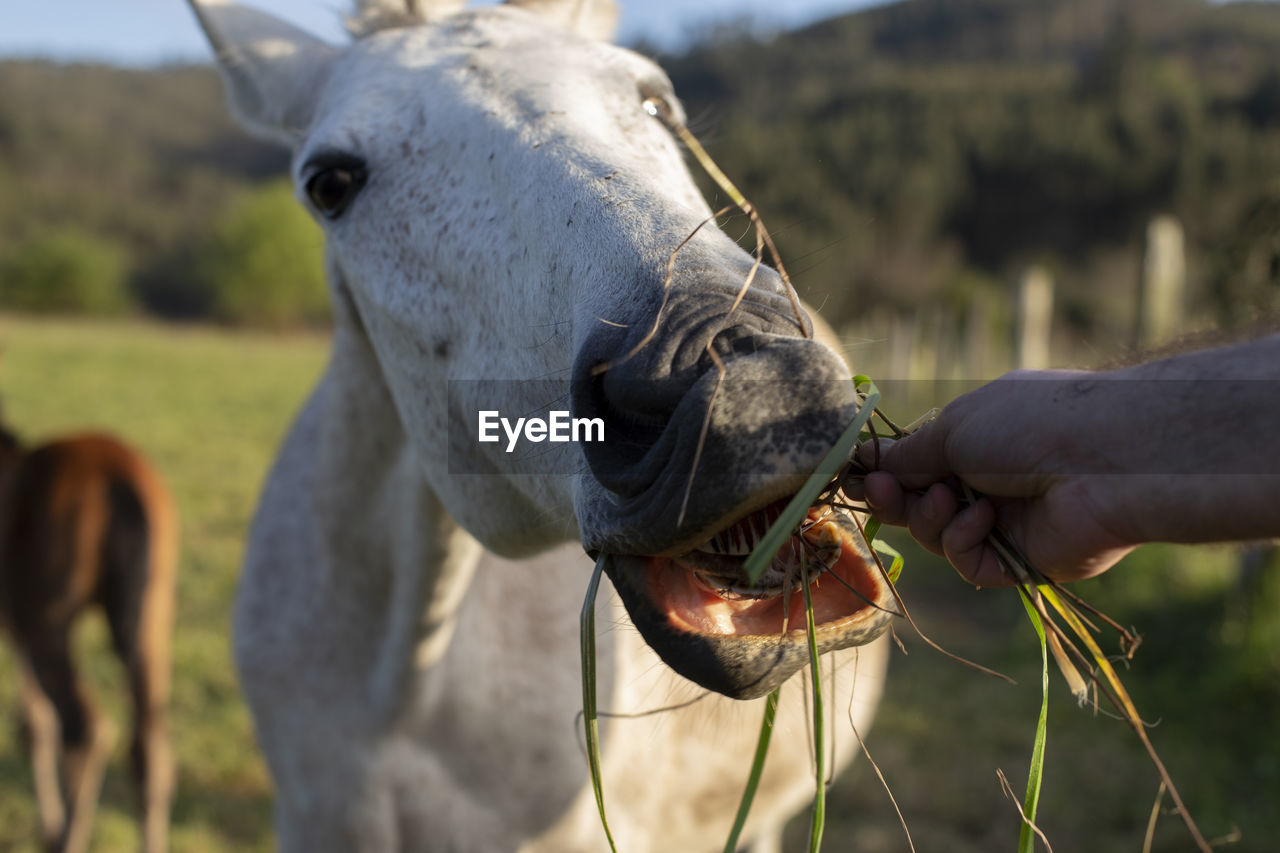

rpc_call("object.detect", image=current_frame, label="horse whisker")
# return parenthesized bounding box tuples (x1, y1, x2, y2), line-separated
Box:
(677, 345, 726, 528)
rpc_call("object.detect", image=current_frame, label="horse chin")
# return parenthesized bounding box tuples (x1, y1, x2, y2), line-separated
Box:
(602, 504, 896, 700)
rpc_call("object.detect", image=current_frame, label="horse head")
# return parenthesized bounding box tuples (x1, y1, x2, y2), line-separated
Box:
(192, 0, 893, 701)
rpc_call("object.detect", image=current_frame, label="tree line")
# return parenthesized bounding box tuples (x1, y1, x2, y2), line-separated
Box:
(1, 0, 1277, 333)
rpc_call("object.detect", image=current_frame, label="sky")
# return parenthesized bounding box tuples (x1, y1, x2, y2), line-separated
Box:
(0, 0, 886, 66)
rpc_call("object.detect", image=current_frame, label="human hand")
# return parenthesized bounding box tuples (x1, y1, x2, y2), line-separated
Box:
(855, 371, 1138, 587)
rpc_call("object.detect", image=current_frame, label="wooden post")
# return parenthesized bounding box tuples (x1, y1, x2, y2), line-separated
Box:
(1137, 214, 1186, 351)
(932, 306, 957, 382)
(964, 295, 994, 379)
(888, 312, 916, 382)
(911, 306, 941, 382)
(1015, 266, 1054, 370)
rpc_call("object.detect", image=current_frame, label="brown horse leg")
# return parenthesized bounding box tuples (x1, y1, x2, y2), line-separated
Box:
(22, 633, 114, 853)
(17, 661, 65, 849)
(110, 619, 173, 853)
(103, 526, 176, 853)
(125, 654, 173, 853)
(62, 716, 115, 853)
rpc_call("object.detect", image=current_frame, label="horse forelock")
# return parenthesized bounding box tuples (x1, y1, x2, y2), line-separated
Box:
(346, 0, 619, 40)
(346, 0, 466, 38)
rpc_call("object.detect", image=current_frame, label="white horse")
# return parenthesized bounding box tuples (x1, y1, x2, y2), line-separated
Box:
(190, 1, 895, 850)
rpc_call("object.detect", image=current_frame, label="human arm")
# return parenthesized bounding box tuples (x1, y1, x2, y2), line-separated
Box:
(859, 333, 1280, 586)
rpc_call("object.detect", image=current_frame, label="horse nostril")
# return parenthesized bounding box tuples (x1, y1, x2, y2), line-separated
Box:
(709, 328, 770, 363)
(571, 370, 671, 498)
(587, 372, 665, 437)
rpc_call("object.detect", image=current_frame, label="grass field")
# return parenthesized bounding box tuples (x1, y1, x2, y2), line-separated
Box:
(0, 314, 1275, 852)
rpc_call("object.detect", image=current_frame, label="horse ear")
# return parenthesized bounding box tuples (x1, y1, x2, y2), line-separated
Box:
(188, 0, 338, 146)
(504, 0, 620, 42)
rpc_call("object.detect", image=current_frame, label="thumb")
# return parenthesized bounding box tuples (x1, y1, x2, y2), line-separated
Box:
(856, 418, 954, 491)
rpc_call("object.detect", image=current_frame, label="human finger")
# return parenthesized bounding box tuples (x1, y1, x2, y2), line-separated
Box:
(858, 418, 955, 492)
(861, 470, 907, 525)
(939, 499, 1014, 587)
(905, 482, 959, 556)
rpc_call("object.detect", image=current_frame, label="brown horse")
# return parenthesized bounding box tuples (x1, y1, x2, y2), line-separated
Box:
(0, 424, 177, 853)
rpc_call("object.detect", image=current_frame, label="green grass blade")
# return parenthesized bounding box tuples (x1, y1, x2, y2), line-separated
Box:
(1016, 588, 1050, 853)
(870, 535, 905, 584)
(863, 517, 906, 582)
(801, 557, 827, 852)
(743, 383, 881, 584)
(721, 688, 782, 853)
(580, 553, 619, 853)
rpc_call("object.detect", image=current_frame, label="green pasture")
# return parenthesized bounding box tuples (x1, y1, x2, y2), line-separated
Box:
(0, 315, 1275, 852)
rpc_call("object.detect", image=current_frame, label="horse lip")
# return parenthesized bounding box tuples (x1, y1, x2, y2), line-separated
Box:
(599, 517, 896, 700)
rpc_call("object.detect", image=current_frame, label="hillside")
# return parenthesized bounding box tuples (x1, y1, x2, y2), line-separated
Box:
(1, 0, 1278, 338)
(0, 61, 287, 317)
(661, 0, 1280, 338)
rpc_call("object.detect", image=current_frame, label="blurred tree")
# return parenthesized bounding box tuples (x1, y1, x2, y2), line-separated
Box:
(2, 0, 1279, 335)
(1206, 196, 1280, 325)
(0, 228, 132, 316)
(662, 0, 1280, 344)
(1243, 67, 1280, 129)
(195, 180, 330, 328)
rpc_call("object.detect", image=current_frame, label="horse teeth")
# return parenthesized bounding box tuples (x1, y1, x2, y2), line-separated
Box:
(800, 519, 842, 569)
(695, 530, 735, 555)
(693, 511, 789, 557)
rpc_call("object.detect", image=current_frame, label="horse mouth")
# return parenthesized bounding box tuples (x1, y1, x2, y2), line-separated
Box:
(603, 499, 898, 699)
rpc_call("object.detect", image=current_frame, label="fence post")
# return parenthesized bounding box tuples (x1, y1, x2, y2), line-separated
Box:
(1137, 214, 1186, 351)
(964, 294, 995, 379)
(1015, 266, 1054, 370)
(888, 311, 916, 382)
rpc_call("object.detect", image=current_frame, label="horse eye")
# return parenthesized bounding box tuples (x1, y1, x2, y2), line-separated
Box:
(642, 95, 675, 125)
(304, 162, 368, 220)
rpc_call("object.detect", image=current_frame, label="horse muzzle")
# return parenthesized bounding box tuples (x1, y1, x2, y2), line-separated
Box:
(571, 292, 894, 698)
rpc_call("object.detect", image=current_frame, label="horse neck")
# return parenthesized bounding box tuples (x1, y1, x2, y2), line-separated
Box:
(309, 319, 485, 715)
